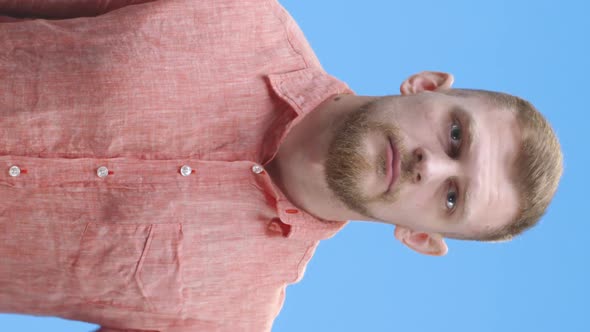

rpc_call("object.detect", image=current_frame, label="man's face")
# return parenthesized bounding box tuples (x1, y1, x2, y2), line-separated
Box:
(325, 91, 521, 239)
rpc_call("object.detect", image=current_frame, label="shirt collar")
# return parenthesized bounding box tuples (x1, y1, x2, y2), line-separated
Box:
(266, 67, 354, 119)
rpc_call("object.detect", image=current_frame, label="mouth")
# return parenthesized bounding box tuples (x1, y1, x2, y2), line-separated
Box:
(385, 136, 400, 194)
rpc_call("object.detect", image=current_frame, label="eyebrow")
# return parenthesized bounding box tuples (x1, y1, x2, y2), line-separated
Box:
(451, 106, 476, 223)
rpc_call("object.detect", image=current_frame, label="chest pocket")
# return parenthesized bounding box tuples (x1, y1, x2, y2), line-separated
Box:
(72, 222, 185, 314)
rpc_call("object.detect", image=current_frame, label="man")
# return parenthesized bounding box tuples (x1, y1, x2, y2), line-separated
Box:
(0, 0, 563, 331)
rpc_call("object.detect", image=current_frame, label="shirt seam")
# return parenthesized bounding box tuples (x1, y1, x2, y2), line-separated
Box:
(265, 0, 309, 69)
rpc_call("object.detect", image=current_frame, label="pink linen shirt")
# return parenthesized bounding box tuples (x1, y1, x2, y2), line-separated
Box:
(0, 1, 352, 331)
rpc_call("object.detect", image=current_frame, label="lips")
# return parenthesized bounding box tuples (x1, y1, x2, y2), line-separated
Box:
(386, 137, 400, 194)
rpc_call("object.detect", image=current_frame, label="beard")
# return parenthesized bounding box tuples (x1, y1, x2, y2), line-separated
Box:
(324, 100, 412, 220)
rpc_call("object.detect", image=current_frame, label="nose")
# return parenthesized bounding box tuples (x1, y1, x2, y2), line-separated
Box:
(410, 147, 458, 184)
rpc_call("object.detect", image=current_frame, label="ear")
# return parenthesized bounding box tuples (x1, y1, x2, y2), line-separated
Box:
(400, 71, 454, 95)
(394, 225, 448, 256)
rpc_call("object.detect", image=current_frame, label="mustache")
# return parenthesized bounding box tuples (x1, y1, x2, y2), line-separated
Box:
(388, 130, 415, 186)
(359, 100, 415, 182)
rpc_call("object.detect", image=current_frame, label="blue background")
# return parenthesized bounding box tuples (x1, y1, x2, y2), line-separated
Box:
(2, 0, 588, 331)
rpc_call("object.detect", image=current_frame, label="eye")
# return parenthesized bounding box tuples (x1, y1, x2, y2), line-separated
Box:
(446, 182, 458, 212)
(449, 121, 462, 158)
(450, 123, 461, 142)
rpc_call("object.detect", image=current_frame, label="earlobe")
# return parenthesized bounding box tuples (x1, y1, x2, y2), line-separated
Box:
(400, 71, 454, 95)
(394, 225, 448, 256)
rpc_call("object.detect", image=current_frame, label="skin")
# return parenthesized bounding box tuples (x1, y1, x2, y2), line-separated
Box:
(265, 71, 521, 256)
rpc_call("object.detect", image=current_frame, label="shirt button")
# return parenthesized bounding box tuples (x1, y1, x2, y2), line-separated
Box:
(96, 166, 109, 178)
(8, 165, 21, 177)
(180, 165, 193, 177)
(252, 164, 264, 174)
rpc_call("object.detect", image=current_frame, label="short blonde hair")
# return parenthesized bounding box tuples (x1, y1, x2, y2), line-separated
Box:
(444, 89, 564, 241)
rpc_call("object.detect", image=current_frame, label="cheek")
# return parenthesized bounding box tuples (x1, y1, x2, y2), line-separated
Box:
(391, 186, 434, 216)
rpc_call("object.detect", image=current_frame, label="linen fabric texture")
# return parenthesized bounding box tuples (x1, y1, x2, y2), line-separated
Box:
(0, 1, 352, 331)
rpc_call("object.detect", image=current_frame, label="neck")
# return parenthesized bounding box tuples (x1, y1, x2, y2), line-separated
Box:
(265, 93, 375, 222)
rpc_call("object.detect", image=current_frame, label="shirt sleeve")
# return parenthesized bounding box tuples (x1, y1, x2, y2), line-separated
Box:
(0, 0, 157, 19)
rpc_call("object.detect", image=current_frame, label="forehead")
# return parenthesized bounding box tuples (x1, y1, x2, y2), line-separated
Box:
(455, 95, 522, 235)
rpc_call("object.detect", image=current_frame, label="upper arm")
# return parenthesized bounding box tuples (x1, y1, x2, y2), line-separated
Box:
(0, 0, 158, 19)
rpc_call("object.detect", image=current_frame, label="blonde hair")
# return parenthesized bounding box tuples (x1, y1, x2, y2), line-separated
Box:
(444, 89, 563, 241)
